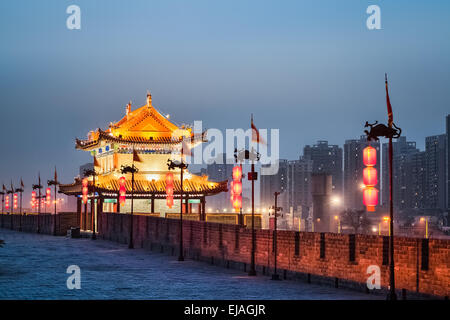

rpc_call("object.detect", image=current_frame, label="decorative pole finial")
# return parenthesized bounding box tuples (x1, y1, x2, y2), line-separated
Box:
(146, 90, 152, 107)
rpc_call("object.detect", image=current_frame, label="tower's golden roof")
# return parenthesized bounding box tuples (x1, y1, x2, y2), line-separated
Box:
(76, 93, 200, 150)
(59, 173, 228, 196)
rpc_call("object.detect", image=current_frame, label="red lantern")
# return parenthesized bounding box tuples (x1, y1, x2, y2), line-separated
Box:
(363, 146, 377, 167)
(5, 195, 9, 210)
(166, 197, 174, 208)
(363, 167, 378, 187)
(232, 165, 242, 181)
(362, 145, 378, 211)
(13, 193, 18, 210)
(363, 187, 378, 212)
(46, 188, 51, 206)
(165, 173, 174, 208)
(233, 181, 242, 195)
(232, 195, 242, 211)
(31, 191, 36, 209)
(166, 172, 174, 185)
(119, 177, 126, 206)
(82, 178, 89, 204)
(231, 165, 242, 212)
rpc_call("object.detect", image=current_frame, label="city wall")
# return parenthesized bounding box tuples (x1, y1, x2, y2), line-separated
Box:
(0, 212, 78, 236)
(98, 212, 449, 298)
(0, 211, 448, 298)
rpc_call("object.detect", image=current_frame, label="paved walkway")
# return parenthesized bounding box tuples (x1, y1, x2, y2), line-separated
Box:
(0, 229, 381, 300)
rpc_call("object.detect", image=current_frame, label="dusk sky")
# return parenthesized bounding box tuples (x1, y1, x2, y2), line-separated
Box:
(1, 0, 449, 192)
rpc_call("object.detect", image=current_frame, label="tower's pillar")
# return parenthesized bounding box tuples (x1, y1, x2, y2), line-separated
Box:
(76, 197, 82, 228)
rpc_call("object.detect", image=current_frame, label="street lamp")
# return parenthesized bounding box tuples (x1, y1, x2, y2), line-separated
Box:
(271, 191, 281, 281)
(84, 168, 98, 240)
(382, 216, 390, 236)
(334, 215, 341, 234)
(420, 217, 428, 239)
(0, 189, 4, 216)
(121, 164, 138, 249)
(32, 174, 43, 233)
(47, 168, 60, 236)
(15, 180, 24, 232)
(234, 148, 260, 276)
(167, 158, 188, 261)
(363, 73, 401, 300)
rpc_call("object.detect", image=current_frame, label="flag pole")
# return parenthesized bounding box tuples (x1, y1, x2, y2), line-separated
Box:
(386, 74, 397, 300)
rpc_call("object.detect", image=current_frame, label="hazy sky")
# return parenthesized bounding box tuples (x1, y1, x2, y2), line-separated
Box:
(1, 0, 449, 193)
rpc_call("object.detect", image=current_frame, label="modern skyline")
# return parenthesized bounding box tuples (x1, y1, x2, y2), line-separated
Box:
(1, 0, 450, 190)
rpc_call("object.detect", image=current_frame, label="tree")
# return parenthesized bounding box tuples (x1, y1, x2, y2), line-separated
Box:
(341, 209, 371, 234)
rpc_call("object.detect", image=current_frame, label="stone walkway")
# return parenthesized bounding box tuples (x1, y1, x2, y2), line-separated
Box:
(0, 229, 381, 300)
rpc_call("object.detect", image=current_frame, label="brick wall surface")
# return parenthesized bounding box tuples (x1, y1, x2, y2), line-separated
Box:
(1, 211, 448, 297)
(0, 212, 79, 236)
(98, 213, 449, 297)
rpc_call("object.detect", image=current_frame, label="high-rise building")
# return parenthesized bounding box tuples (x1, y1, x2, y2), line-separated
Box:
(285, 158, 313, 215)
(261, 158, 312, 219)
(381, 137, 420, 211)
(303, 141, 343, 197)
(343, 136, 380, 210)
(260, 159, 288, 211)
(425, 134, 446, 211)
(407, 151, 427, 210)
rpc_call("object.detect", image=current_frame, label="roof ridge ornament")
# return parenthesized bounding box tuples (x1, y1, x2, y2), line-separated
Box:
(126, 100, 132, 116)
(146, 90, 152, 108)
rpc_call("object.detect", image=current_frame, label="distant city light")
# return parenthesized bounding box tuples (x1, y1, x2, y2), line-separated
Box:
(331, 196, 341, 205)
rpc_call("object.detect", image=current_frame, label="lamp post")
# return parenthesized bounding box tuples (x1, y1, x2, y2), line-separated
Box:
(15, 183, 24, 232)
(234, 148, 260, 276)
(47, 168, 60, 236)
(363, 73, 401, 300)
(84, 168, 98, 240)
(32, 174, 43, 233)
(0, 189, 4, 214)
(334, 215, 341, 234)
(167, 158, 188, 261)
(0, 188, 4, 228)
(420, 217, 428, 239)
(8, 182, 14, 215)
(121, 164, 138, 249)
(271, 191, 281, 281)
